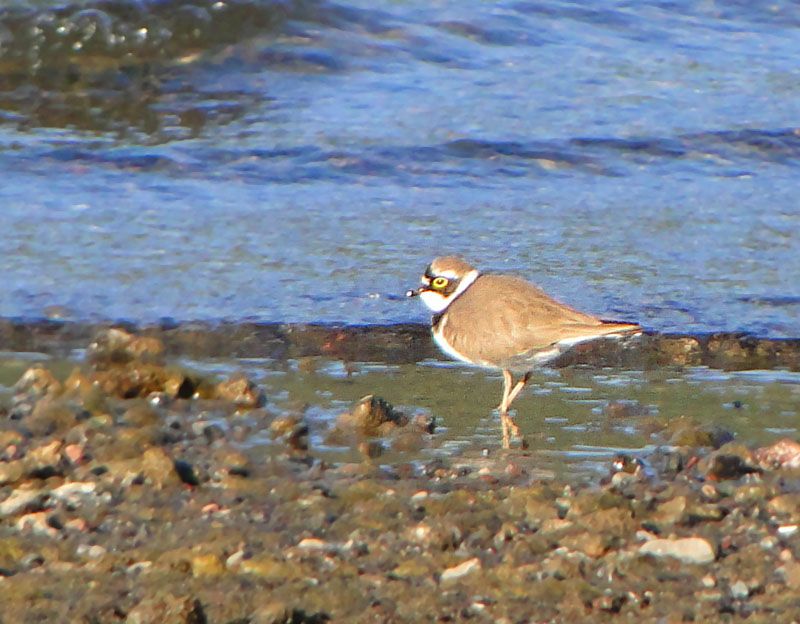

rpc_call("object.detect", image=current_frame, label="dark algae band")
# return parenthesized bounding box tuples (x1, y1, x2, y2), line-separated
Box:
(0, 319, 799, 370)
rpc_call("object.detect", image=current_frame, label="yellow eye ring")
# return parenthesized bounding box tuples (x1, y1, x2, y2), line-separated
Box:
(431, 277, 449, 289)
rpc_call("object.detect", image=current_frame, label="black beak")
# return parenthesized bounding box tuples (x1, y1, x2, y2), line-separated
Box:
(406, 288, 421, 298)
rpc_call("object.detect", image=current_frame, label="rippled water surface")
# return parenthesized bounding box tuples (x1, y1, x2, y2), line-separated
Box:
(1, 0, 799, 336)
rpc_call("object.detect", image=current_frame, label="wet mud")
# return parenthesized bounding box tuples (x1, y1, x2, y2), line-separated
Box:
(3, 319, 800, 370)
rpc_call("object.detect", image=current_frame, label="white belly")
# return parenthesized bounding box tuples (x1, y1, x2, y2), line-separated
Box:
(432, 316, 484, 366)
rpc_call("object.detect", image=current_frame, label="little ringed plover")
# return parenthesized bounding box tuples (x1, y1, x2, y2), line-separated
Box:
(407, 256, 640, 448)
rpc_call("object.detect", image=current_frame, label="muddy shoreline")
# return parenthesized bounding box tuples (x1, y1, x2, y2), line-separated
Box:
(0, 324, 799, 622)
(2, 319, 800, 370)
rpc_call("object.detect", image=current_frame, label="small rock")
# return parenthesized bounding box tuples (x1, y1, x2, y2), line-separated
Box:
(191, 553, 225, 578)
(270, 414, 309, 451)
(225, 550, 245, 570)
(162, 371, 197, 400)
(703, 445, 761, 481)
(0, 431, 24, 454)
(26, 439, 63, 478)
(777, 525, 799, 537)
(26, 398, 79, 437)
(16, 511, 60, 538)
(125, 593, 204, 624)
(0, 461, 24, 486)
(94, 364, 167, 399)
(559, 532, 610, 558)
(173, 460, 199, 486)
(212, 446, 250, 478)
(778, 560, 800, 589)
(88, 328, 165, 367)
(733, 483, 770, 505)
(198, 422, 226, 443)
(755, 438, 800, 469)
(239, 556, 298, 581)
(297, 538, 328, 551)
(215, 374, 265, 408)
(651, 496, 687, 527)
(654, 336, 702, 366)
(638, 537, 715, 565)
(440, 557, 481, 583)
(768, 494, 800, 520)
(141, 447, 182, 489)
(63, 443, 86, 466)
(14, 367, 62, 398)
(730, 580, 749, 600)
(87, 545, 107, 559)
(127, 561, 153, 575)
(701, 575, 717, 588)
(0, 490, 45, 517)
(668, 419, 734, 449)
(335, 395, 406, 437)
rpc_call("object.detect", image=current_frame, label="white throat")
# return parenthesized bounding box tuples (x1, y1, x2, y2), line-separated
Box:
(419, 269, 480, 313)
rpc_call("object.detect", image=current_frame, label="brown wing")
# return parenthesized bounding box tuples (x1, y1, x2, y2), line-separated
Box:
(442, 274, 638, 366)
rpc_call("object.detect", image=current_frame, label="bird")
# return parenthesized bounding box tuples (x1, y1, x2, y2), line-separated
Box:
(407, 256, 641, 448)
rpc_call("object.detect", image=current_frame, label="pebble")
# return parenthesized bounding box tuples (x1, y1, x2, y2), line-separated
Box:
(141, 447, 182, 488)
(778, 561, 800, 589)
(440, 557, 481, 583)
(0, 461, 24, 486)
(226, 550, 245, 570)
(87, 545, 107, 559)
(297, 538, 329, 551)
(50, 481, 97, 502)
(701, 575, 716, 588)
(16, 511, 59, 537)
(755, 438, 800, 469)
(730, 580, 749, 600)
(638, 537, 716, 565)
(767, 493, 800, 519)
(191, 553, 225, 578)
(63, 443, 86, 465)
(0, 490, 44, 517)
(778, 525, 799, 537)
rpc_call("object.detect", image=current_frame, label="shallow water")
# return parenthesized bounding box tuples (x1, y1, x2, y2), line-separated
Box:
(1, 342, 798, 477)
(0, 0, 799, 336)
(274, 359, 800, 475)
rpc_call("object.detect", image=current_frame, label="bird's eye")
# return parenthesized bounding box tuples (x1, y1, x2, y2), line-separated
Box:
(432, 277, 449, 289)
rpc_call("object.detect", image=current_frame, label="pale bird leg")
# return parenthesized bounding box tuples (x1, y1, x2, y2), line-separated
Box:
(499, 369, 514, 413)
(501, 412, 511, 449)
(507, 371, 531, 407)
(498, 369, 525, 448)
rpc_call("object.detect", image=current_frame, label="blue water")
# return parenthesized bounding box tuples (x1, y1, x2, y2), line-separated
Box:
(1, 0, 799, 336)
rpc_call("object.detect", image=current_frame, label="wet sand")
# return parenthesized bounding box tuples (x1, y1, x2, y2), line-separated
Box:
(1, 324, 800, 622)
